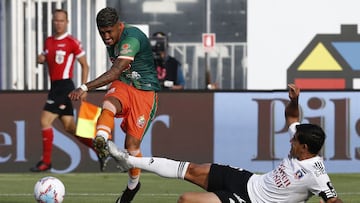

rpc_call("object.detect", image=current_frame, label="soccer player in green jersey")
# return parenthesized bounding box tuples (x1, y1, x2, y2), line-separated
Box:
(68, 7, 160, 203)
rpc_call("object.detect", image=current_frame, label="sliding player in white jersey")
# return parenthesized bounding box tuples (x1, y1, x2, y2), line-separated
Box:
(108, 83, 343, 203)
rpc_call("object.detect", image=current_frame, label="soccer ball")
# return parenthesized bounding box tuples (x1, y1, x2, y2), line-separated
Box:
(34, 176, 65, 203)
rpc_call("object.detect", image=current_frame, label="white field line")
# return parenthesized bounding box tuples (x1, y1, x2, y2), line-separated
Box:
(0, 193, 183, 197)
(1, 192, 360, 197)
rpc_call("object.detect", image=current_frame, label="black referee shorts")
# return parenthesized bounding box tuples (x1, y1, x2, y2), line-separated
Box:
(43, 79, 75, 116)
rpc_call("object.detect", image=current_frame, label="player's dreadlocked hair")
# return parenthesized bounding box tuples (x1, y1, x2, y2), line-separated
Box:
(96, 7, 119, 27)
(296, 124, 326, 154)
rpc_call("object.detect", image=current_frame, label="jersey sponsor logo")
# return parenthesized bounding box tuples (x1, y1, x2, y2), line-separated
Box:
(272, 162, 291, 188)
(57, 43, 66, 47)
(55, 50, 66, 64)
(120, 43, 133, 55)
(125, 70, 141, 80)
(136, 115, 146, 128)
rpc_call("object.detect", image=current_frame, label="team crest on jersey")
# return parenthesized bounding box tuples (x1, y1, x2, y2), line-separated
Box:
(294, 169, 304, 179)
(120, 43, 133, 55)
(136, 115, 146, 128)
(55, 50, 66, 64)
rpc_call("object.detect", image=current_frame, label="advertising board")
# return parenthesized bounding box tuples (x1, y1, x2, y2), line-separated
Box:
(0, 91, 358, 173)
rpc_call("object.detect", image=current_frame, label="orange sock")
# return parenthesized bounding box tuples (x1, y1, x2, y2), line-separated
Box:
(96, 109, 115, 140)
(129, 167, 141, 177)
(127, 150, 142, 189)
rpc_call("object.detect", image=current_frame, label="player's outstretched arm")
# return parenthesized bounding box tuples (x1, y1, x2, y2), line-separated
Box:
(68, 58, 131, 101)
(285, 83, 300, 127)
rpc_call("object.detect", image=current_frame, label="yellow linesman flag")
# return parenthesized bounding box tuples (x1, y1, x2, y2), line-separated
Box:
(76, 101, 101, 138)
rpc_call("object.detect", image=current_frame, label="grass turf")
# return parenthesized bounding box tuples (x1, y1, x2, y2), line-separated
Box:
(0, 173, 359, 202)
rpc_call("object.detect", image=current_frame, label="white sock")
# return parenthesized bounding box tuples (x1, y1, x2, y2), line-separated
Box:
(96, 130, 109, 140)
(127, 176, 140, 190)
(129, 156, 189, 179)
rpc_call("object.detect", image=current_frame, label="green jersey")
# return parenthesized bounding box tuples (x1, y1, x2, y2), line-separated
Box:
(107, 24, 161, 91)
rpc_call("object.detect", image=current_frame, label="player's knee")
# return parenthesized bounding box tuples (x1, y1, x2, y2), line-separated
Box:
(103, 98, 120, 114)
(177, 193, 190, 203)
(185, 163, 202, 178)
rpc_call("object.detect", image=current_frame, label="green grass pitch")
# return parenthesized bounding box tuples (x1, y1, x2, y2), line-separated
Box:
(0, 173, 359, 202)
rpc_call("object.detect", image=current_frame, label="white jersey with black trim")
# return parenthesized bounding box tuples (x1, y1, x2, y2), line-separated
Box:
(247, 122, 337, 203)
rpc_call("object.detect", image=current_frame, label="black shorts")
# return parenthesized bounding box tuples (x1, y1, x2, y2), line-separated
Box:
(207, 164, 253, 203)
(43, 79, 75, 116)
